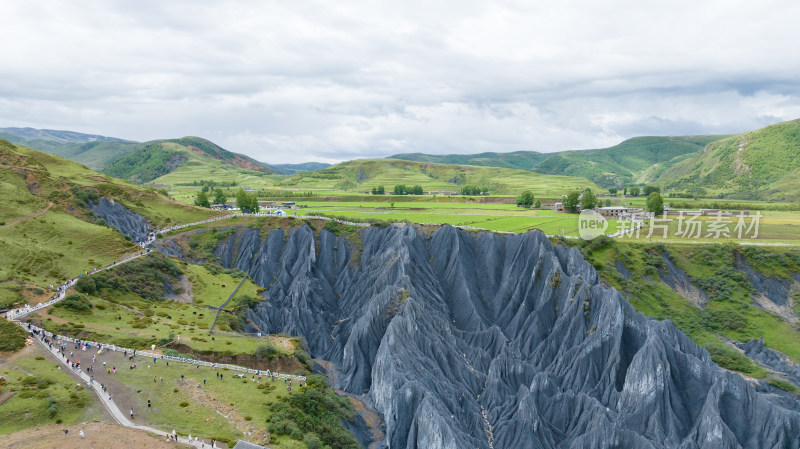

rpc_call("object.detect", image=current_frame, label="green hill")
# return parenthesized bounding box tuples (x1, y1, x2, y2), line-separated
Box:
(0, 131, 142, 170)
(272, 162, 331, 174)
(532, 135, 727, 187)
(0, 129, 277, 182)
(653, 119, 800, 200)
(103, 136, 275, 184)
(0, 139, 219, 308)
(392, 136, 728, 188)
(278, 158, 602, 196)
(0, 127, 132, 144)
(390, 151, 550, 170)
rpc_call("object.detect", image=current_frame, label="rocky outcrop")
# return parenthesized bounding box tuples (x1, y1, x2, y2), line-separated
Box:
(168, 224, 800, 449)
(738, 338, 800, 388)
(89, 197, 151, 243)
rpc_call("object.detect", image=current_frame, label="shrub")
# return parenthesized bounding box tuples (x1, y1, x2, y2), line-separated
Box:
(706, 343, 765, 377)
(55, 294, 93, 314)
(255, 344, 278, 357)
(179, 401, 189, 407)
(0, 318, 27, 352)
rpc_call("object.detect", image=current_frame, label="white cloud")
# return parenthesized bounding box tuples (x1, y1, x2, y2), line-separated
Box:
(1, 0, 799, 162)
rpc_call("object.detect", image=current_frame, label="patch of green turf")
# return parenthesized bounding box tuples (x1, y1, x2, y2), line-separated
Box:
(0, 351, 94, 433)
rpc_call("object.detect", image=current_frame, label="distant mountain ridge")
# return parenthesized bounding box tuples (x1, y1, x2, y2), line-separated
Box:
(0, 127, 133, 144)
(277, 158, 601, 195)
(653, 119, 800, 200)
(103, 136, 275, 184)
(390, 151, 550, 170)
(272, 162, 332, 175)
(0, 128, 276, 184)
(392, 135, 729, 188)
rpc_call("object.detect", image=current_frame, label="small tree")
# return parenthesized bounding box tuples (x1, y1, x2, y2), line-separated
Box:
(393, 184, 406, 195)
(605, 199, 611, 206)
(563, 190, 581, 212)
(516, 190, 534, 208)
(642, 185, 660, 196)
(534, 199, 541, 208)
(580, 190, 597, 210)
(236, 189, 249, 210)
(608, 188, 618, 195)
(411, 185, 423, 195)
(236, 189, 258, 212)
(377, 185, 385, 195)
(194, 191, 210, 208)
(629, 186, 641, 197)
(646, 192, 664, 215)
(212, 188, 226, 204)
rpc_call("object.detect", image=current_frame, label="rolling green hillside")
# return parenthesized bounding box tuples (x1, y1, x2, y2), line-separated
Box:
(654, 119, 800, 200)
(272, 161, 331, 174)
(532, 135, 726, 187)
(390, 151, 550, 170)
(0, 132, 143, 170)
(0, 127, 131, 143)
(392, 136, 727, 188)
(278, 158, 602, 196)
(0, 139, 219, 308)
(103, 136, 275, 184)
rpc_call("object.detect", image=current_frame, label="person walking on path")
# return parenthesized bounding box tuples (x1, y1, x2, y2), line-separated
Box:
(80, 429, 84, 439)
(130, 408, 134, 419)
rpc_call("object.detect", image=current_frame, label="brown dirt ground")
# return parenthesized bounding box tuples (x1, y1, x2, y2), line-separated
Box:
(2, 422, 193, 448)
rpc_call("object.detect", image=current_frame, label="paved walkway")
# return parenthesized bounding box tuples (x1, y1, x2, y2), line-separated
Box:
(32, 334, 213, 448)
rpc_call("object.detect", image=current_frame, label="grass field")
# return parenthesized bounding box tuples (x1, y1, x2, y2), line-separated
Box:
(104, 356, 295, 447)
(0, 210, 138, 308)
(0, 141, 221, 308)
(0, 349, 98, 434)
(291, 201, 626, 236)
(31, 258, 288, 357)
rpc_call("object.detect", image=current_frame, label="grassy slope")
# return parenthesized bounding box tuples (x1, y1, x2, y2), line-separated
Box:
(564, 237, 800, 383)
(390, 151, 550, 170)
(104, 137, 275, 184)
(532, 135, 727, 188)
(0, 351, 97, 433)
(0, 140, 220, 308)
(278, 158, 602, 196)
(391, 135, 727, 188)
(655, 119, 800, 200)
(26, 249, 358, 448)
(271, 162, 332, 175)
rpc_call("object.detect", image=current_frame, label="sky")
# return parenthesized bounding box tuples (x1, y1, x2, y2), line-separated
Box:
(1, 1, 799, 164)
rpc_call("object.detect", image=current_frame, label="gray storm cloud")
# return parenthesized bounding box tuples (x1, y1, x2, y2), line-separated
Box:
(1, 0, 799, 163)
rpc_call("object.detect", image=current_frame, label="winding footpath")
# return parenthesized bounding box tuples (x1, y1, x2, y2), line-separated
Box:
(2, 213, 316, 448)
(29, 327, 213, 448)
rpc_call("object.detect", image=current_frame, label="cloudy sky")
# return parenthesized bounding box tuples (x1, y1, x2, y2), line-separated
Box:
(1, 1, 799, 163)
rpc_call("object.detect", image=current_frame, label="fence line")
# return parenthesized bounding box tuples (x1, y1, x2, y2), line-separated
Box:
(22, 322, 305, 381)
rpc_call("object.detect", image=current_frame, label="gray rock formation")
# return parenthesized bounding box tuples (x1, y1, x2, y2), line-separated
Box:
(89, 197, 150, 243)
(164, 224, 800, 449)
(739, 338, 800, 388)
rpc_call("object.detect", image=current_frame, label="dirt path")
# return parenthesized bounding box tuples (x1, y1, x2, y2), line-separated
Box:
(0, 202, 53, 229)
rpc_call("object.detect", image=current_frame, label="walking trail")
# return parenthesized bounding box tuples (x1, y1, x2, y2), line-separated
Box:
(0, 202, 53, 229)
(32, 334, 211, 448)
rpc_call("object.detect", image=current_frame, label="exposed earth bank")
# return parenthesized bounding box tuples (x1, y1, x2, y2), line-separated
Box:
(158, 224, 800, 449)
